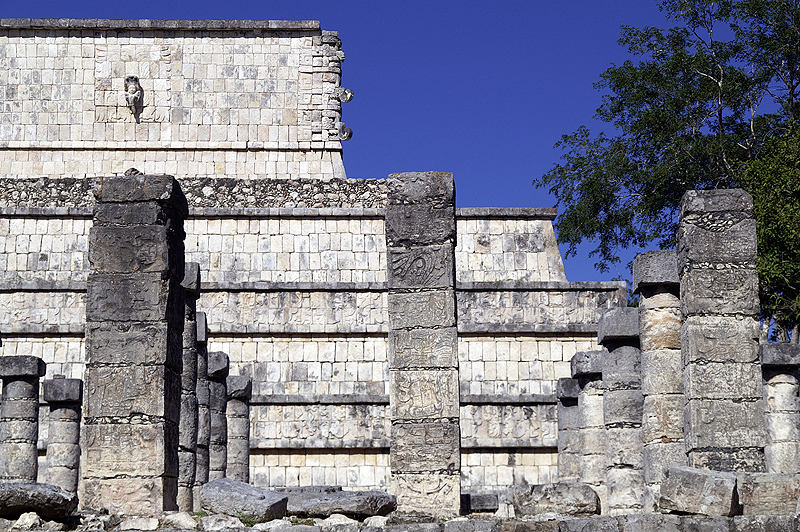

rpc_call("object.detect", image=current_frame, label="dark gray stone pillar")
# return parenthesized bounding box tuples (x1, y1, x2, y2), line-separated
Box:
(43, 375, 82, 493)
(178, 262, 200, 511)
(678, 189, 765, 471)
(82, 174, 186, 515)
(557, 377, 580, 482)
(207, 351, 229, 482)
(759, 343, 800, 473)
(633, 250, 685, 512)
(571, 349, 606, 511)
(193, 311, 210, 511)
(226, 375, 252, 483)
(598, 307, 643, 515)
(0, 356, 46, 483)
(386, 171, 460, 516)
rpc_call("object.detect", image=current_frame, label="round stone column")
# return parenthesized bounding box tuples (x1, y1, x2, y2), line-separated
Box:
(0, 356, 46, 483)
(43, 375, 83, 493)
(226, 375, 252, 483)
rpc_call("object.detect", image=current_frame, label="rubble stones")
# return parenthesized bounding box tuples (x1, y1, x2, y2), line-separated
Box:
(274, 486, 396, 518)
(199, 478, 287, 522)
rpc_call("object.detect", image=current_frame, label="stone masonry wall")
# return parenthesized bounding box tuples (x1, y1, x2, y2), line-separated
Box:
(0, 19, 351, 180)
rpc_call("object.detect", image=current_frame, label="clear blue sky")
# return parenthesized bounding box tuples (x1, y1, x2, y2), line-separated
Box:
(5, 0, 673, 282)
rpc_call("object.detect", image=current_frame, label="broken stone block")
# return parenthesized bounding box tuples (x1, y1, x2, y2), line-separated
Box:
(597, 307, 639, 346)
(0, 483, 78, 520)
(659, 466, 739, 517)
(571, 350, 605, 378)
(460, 493, 499, 513)
(274, 485, 396, 518)
(199, 478, 287, 521)
(511, 482, 600, 519)
(736, 473, 800, 516)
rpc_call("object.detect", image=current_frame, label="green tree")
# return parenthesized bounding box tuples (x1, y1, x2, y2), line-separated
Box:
(535, 0, 800, 332)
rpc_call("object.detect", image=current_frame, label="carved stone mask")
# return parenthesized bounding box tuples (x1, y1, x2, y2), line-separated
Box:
(124, 76, 142, 113)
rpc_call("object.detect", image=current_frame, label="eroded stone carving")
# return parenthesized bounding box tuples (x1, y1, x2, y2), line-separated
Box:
(125, 76, 142, 114)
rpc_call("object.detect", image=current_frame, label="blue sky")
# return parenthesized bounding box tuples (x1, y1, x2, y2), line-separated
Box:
(4, 0, 674, 282)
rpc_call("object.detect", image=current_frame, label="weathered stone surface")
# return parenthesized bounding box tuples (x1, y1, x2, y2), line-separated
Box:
(677, 218, 757, 265)
(641, 349, 683, 395)
(93, 201, 177, 227)
(273, 484, 396, 518)
(731, 515, 799, 532)
(680, 268, 760, 316)
(389, 328, 458, 369)
(682, 317, 759, 364)
(512, 482, 600, 519)
(198, 514, 245, 531)
(199, 478, 287, 521)
(92, 175, 188, 216)
(684, 398, 766, 449)
(557, 516, 620, 532)
(760, 343, 800, 367)
(684, 363, 761, 399)
(88, 226, 181, 274)
(632, 250, 679, 292)
(557, 378, 580, 401)
(388, 244, 454, 289)
(678, 517, 734, 532)
(619, 513, 680, 532)
(42, 378, 82, 403)
(207, 352, 229, 380)
(689, 448, 766, 473)
(0, 483, 77, 520)
(196, 312, 208, 343)
(736, 473, 800, 516)
(605, 428, 643, 468)
(86, 273, 182, 323)
(571, 350, 605, 378)
(680, 189, 753, 216)
(182, 262, 201, 295)
(0, 357, 45, 378)
(606, 468, 645, 513)
(388, 291, 456, 330)
(390, 370, 459, 420)
(597, 308, 639, 345)
(226, 376, 252, 400)
(391, 422, 459, 472)
(602, 346, 641, 391)
(642, 395, 684, 444)
(764, 441, 800, 474)
(85, 321, 181, 368)
(392, 473, 458, 516)
(444, 517, 501, 532)
(82, 423, 178, 477)
(603, 390, 643, 426)
(385, 172, 455, 247)
(83, 365, 180, 421)
(639, 307, 681, 351)
(659, 466, 739, 517)
(118, 516, 159, 531)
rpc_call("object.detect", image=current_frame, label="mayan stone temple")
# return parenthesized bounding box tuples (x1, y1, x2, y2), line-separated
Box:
(0, 17, 798, 532)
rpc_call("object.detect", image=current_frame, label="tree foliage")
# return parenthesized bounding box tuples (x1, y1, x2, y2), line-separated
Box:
(536, 0, 800, 330)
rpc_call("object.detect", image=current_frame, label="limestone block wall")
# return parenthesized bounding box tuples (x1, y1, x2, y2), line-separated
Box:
(0, 19, 350, 180)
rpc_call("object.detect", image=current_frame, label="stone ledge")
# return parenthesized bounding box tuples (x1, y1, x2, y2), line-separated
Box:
(461, 439, 557, 449)
(252, 394, 389, 405)
(190, 207, 385, 218)
(251, 438, 389, 450)
(0, 207, 92, 216)
(460, 394, 556, 405)
(1, 141, 342, 150)
(0, 281, 87, 292)
(458, 323, 600, 334)
(1, 324, 85, 335)
(202, 282, 387, 292)
(456, 208, 558, 220)
(0, 18, 321, 30)
(456, 281, 627, 291)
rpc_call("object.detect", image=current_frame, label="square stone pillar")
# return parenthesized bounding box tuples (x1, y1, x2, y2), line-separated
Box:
(632, 250, 685, 512)
(386, 171, 460, 516)
(82, 174, 187, 515)
(678, 189, 765, 471)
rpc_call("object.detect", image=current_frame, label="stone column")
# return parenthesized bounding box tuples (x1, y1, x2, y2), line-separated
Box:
(226, 375, 252, 483)
(178, 262, 200, 511)
(557, 377, 580, 482)
(82, 174, 186, 515)
(0, 356, 46, 483)
(194, 311, 210, 511)
(571, 349, 606, 511)
(386, 171, 460, 516)
(678, 189, 765, 471)
(207, 351, 229, 482)
(759, 343, 800, 473)
(632, 250, 686, 512)
(598, 307, 643, 515)
(43, 375, 82, 493)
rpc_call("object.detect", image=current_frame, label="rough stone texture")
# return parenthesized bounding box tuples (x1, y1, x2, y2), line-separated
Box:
(597, 308, 639, 347)
(207, 351, 229, 482)
(193, 316, 210, 513)
(226, 375, 252, 483)
(577, 378, 606, 512)
(558, 378, 580, 483)
(571, 350, 605, 379)
(677, 189, 765, 472)
(387, 172, 460, 516)
(274, 485, 396, 518)
(80, 174, 185, 515)
(461, 493, 499, 513)
(659, 466, 739, 517)
(736, 473, 800, 516)
(177, 262, 200, 512)
(0, 356, 45, 484)
(632, 250, 679, 292)
(199, 478, 287, 521)
(43, 377, 82, 493)
(512, 483, 600, 519)
(760, 343, 800, 367)
(0, 482, 78, 520)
